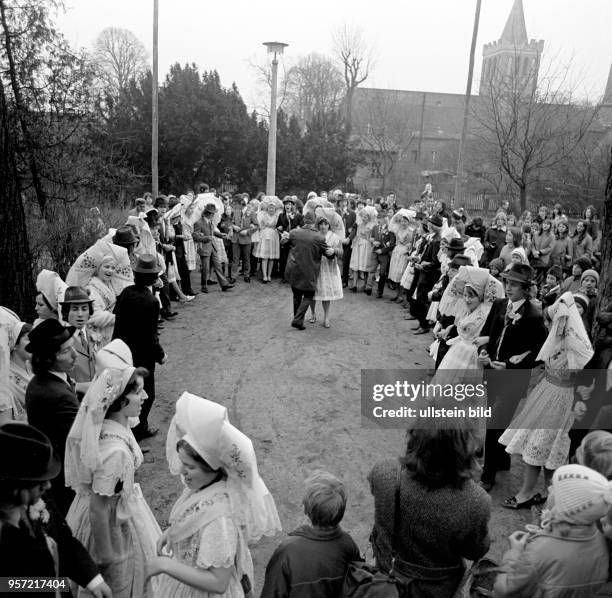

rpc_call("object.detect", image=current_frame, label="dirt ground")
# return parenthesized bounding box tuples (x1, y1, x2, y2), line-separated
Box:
(137, 273, 541, 592)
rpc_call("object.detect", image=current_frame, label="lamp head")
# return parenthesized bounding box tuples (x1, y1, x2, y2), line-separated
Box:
(263, 41, 288, 56)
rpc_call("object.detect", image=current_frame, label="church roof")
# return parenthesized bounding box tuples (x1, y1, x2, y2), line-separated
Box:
(500, 0, 528, 46)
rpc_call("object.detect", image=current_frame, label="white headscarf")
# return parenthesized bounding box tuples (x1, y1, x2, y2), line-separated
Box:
(537, 292, 593, 370)
(165, 392, 281, 543)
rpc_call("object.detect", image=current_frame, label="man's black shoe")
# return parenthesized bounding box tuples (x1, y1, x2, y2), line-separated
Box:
(162, 310, 178, 319)
(200, 287, 209, 293)
(244, 277, 250, 283)
(221, 285, 234, 292)
(364, 289, 372, 296)
(291, 322, 306, 330)
(208, 280, 218, 285)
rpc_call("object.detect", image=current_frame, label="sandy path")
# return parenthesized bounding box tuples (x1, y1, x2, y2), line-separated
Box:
(137, 275, 531, 591)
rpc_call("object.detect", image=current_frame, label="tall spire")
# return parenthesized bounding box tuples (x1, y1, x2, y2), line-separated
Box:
(603, 63, 612, 105)
(500, 0, 528, 46)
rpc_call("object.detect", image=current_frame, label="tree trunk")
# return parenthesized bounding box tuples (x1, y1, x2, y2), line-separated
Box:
(0, 78, 35, 318)
(519, 184, 527, 213)
(592, 146, 612, 342)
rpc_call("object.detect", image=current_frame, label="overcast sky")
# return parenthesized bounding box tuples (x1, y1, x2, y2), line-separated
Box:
(56, 0, 611, 111)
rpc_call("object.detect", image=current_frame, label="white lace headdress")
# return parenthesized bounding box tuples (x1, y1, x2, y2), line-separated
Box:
(166, 392, 282, 543)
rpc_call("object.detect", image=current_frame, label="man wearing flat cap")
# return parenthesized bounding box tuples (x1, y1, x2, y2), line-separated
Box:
(193, 203, 233, 292)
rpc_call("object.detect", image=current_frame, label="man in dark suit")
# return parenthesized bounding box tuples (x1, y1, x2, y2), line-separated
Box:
(411, 214, 443, 334)
(337, 196, 357, 287)
(283, 211, 334, 330)
(0, 422, 112, 597)
(113, 254, 167, 441)
(366, 211, 396, 298)
(477, 263, 547, 490)
(25, 319, 79, 515)
(231, 196, 258, 282)
(277, 197, 304, 282)
(193, 203, 233, 293)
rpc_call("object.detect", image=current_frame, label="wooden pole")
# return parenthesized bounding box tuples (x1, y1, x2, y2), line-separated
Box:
(152, 0, 159, 197)
(266, 52, 279, 196)
(454, 0, 482, 204)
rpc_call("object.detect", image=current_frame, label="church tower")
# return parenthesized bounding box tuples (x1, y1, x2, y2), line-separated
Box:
(480, 0, 544, 96)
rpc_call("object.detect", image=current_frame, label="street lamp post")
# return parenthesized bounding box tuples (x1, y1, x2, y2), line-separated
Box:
(263, 41, 288, 196)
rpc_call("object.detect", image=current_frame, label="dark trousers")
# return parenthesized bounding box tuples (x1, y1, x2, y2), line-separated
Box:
(342, 243, 352, 284)
(366, 254, 391, 295)
(232, 242, 251, 277)
(200, 251, 228, 289)
(138, 364, 156, 429)
(159, 272, 171, 311)
(279, 245, 290, 281)
(176, 253, 194, 295)
(481, 369, 529, 483)
(291, 287, 315, 325)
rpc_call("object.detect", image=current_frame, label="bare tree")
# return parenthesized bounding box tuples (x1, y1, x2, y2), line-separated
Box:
(472, 54, 600, 212)
(93, 27, 148, 101)
(247, 55, 291, 120)
(333, 25, 375, 133)
(282, 53, 344, 129)
(354, 90, 417, 196)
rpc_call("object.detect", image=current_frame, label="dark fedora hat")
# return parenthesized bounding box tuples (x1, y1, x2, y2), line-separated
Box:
(25, 319, 76, 354)
(133, 253, 161, 275)
(501, 262, 533, 285)
(449, 254, 471, 269)
(447, 238, 465, 251)
(428, 214, 444, 227)
(0, 423, 61, 482)
(203, 203, 217, 214)
(112, 225, 138, 247)
(59, 286, 94, 306)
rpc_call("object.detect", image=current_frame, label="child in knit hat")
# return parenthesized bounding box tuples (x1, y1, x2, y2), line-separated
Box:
(494, 464, 610, 597)
(488, 257, 504, 280)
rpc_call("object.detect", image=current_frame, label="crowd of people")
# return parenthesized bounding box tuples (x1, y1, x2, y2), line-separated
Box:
(0, 181, 612, 597)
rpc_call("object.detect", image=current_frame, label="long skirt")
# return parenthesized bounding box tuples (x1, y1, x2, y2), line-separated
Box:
(67, 484, 161, 598)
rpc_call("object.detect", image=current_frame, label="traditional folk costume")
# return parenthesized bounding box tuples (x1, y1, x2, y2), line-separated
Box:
(34, 269, 67, 327)
(387, 210, 414, 283)
(349, 206, 378, 284)
(159, 393, 282, 598)
(314, 230, 343, 301)
(432, 267, 504, 384)
(1, 307, 29, 421)
(500, 292, 594, 469)
(65, 369, 161, 598)
(254, 197, 283, 260)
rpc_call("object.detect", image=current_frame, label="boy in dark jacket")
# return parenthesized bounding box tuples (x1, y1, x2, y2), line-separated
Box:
(261, 471, 361, 598)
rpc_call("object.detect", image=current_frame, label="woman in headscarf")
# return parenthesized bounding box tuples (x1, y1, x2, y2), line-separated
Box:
(348, 205, 378, 292)
(433, 266, 504, 375)
(146, 392, 281, 597)
(254, 196, 283, 283)
(387, 209, 415, 291)
(0, 308, 30, 424)
(34, 270, 67, 327)
(499, 292, 594, 509)
(309, 216, 343, 328)
(64, 368, 161, 597)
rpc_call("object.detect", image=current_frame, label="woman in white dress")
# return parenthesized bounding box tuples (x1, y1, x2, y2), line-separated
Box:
(8, 321, 32, 422)
(310, 216, 343, 328)
(65, 368, 161, 598)
(388, 210, 415, 285)
(146, 392, 281, 598)
(349, 205, 378, 292)
(181, 200, 198, 272)
(254, 197, 282, 283)
(432, 266, 504, 387)
(499, 292, 594, 509)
